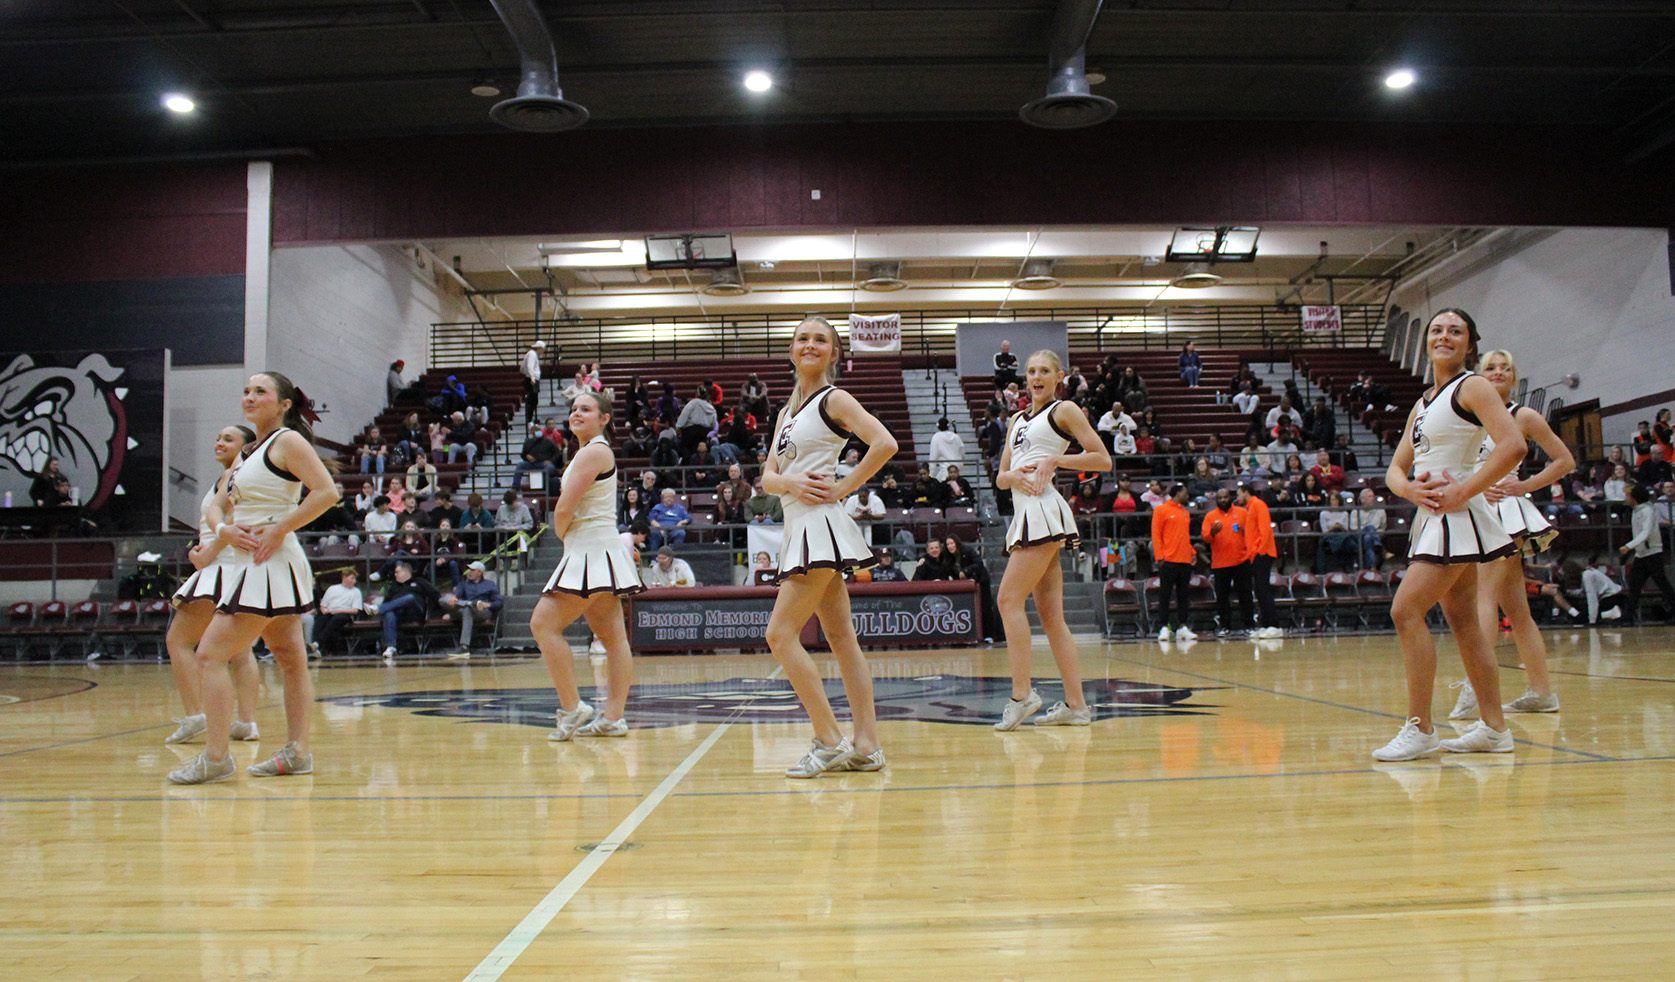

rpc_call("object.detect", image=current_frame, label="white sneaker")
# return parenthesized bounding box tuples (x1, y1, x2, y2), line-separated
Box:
(306, 641, 322, 659)
(1258, 626, 1284, 639)
(229, 719, 260, 741)
(1440, 720, 1515, 754)
(1157, 627, 1172, 643)
(1371, 718, 1442, 761)
(1503, 689, 1560, 713)
(573, 715, 629, 737)
(993, 688, 1043, 731)
(588, 638, 607, 655)
(164, 713, 207, 745)
(168, 752, 235, 785)
(364, 602, 380, 615)
(834, 747, 887, 772)
(1601, 607, 1622, 620)
(369, 572, 382, 582)
(382, 646, 397, 664)
(1175, 626, 1198, 642)
(1447, 679, 1478, 720)
(785, 737, 857, 778)
(1034, 702, 1092, 726)
(548, 699, 595, 742)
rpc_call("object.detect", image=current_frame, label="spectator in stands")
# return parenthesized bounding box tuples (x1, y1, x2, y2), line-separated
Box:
(1295, 471, 1329, 513)
(1236, 435, 1266, 476)
(650, 434, 683, 487)
(870, 550, 906, 582)
(1316, 491, 1358, 572)
(648, 487, 690, 548)
(28, 456, 74, 510)
(1070, 479, 1103, 540)
(742, 372, 770, 421)
(311, 569, 364, 657)
(512, 424, 560, 490)
(677, 383, 719, 454)
(1117, 367, 1148, 413)
(998, 381, 1024, 413)
(1185, 458, 1220, 503)
(626, 376, 652, 427)
(913, 538, 954, 580)
(1133, 424, 1155, 458)
(1177, 341, 1203, 387)
(636, 468, 664, 500)
(444, 412, 478, 467)
(384, 476, 411, 515)
(1633, 421, 1655, 466)
(843, 483, 887, 523)
(1064, 364, 1086, 404)
(440, 560, 502, 655)
(1263, 431, 1299, 476)
(685, 440, 717, 489)
(350, 479, 378, 520)
(363, 494, 397, 544)
(1353, 487, 1390, 570)
(716, 462, 751, 504)
(745, 478, 784, 523)
(993, 339, 1020, 389)
(876, 472, 905, 509)
(1637, 444, 1672, 488)
(521, 340, 545, 425)
(1203, 434, 1230, 474)
(653, 381, 679, 423)
(433, 375, 468, 417)
(1619, 483, 1675, 623)
(426, 419, 446, 457)
(357, 424, 388, 475)
(1265, 473, 1295, 509)
(305, 481, 358, 545)
(1264, 396, 1297, 434)
(387, 360, 416, 405)
(406, 451, 439, 501)
(425, 487, 462, 530)
(909, 463, 949, 508)
(834, 448, 861, 483)
(457, 491, 495, 550)
(369, 561, 439, 662)
(643, 546, 697, 588)
(1096, 400, 1136, 456)
(1201, 487, 1253, 637)
(384, 519, 431, 572)
(944, 535, 1000, 642)
(714, 403, 755, 464)
(1593, 445, 1628, 488)
(1310, 449, 1346, 494)
(1270, 412, 1303, 447)
(944, 464, 974, 506)
(392, 411, 425, 464)
(1657, 409, 1675, 462)
(928, 417, 965, 480)
(495, 488, 533, 539)
(1139, 407, 1163, 439)
(621, 425, 654, 459)
(430, 519, 466, 586)
(1604, 462, 1630, 506)
(714, 481, 748, 529)
(1141, 479, 1167, 508)
(618, 485, 652, 531)
(1232, 379, 1260, 421)
(1110, 475, 1144, 537)
(1332, 433, 1360, 472)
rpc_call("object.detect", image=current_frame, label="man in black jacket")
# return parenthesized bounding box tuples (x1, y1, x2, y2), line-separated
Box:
(370, 561, 439, 662)
(511, 424, 560, 490)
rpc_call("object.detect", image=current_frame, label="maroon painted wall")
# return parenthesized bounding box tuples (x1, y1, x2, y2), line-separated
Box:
(0, 163, 246, 283)
(271, 120, 1668, 245)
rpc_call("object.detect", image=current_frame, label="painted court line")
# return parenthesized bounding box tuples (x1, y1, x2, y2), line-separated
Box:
(462, 721, 732, 982)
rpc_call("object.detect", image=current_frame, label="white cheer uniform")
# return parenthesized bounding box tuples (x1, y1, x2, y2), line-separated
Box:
(1003, 400, 1081, 553)
(1477, 400, 1558, 557)
(171, 476, 234, 607)
(1406, 372, 1513, 564)
(772, 385, 878, 581)
(216, 428, 316, 615)
(543, 435, 644, 597)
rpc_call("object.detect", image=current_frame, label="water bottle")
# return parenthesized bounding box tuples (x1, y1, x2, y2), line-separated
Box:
(2, 491, 10, 507)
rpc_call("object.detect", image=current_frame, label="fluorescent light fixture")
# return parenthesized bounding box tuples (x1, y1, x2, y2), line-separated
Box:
(743, 70, 773, 93)
(538, 239, 624, 253)
(1384, 69, 1416, 90)
(161, 92, 195, 113)
(544, 240, 648, 268)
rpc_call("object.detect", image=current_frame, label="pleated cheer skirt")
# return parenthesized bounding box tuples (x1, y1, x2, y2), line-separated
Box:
(215, 533, 316, 616)
(1005, 486, 1081, 553)
(1407, 496, 1515, 565)
(1494, 494, 1559, 558)
(777, 500, 878, 582)
(172, 560, 231, 609)
(543, 524, 644, 598)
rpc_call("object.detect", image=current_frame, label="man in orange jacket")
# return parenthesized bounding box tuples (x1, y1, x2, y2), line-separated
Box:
(1238, 482, 1284, 638)
(1202, 487, 1254, 638)
(1151, 484, 1197, 642)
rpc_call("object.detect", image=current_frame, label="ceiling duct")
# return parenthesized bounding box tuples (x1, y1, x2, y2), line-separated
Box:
(701, 267, 750, 297)
(859, 261, 908, 292)
(1011, 258, 1062, 290)
(1020, 0, 1117, 129)
(487, 0, 589, 132)
(1171, 262, 1222, 289)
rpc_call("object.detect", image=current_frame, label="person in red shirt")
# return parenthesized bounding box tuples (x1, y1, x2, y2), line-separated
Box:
(1238, 482, 1283, 637)
(1201, 488, 1254, 637)
(1309, 449, 1347, 494)
(1150, 484, 1197, 642)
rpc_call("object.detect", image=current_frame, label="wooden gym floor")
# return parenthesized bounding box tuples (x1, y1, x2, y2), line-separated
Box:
(2, 628, 1673, 981)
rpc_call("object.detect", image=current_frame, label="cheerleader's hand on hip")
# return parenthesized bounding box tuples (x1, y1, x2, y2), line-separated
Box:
(1018, 463, 1054, 496)
(217, 522, 262, 554)
(1483, 475, 1520, 504)
(789, 472, 836, 505)
(251, 524, 288, 564)
(1404, 470, 1450, 513)
(1429, 471, 1477, 514)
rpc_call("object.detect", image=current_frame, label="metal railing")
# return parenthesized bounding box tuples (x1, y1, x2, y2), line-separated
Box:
(430, 304, 1389, 368)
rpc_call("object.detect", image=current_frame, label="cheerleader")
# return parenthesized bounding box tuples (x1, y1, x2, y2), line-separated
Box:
(1448, 349, 1574, 719)
(532, 391, 643, 741)
(163, 425, 261, 745)
(992, 350, 1112, 730)
(761, 316, 897, 778)
(1373, 310, 1527, 762)
(169, 373, 339, 784)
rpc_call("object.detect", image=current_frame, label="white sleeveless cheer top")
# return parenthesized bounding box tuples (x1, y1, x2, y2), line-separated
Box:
(773, 386, 848, 477)
(1411, 373, 1485, 482)
(1007, 400, 1075, 477)
(226, 428, 303, 527)
(561, 435, 618, 535)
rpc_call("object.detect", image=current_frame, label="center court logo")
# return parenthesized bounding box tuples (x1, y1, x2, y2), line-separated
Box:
(327, 675, 1219, 729)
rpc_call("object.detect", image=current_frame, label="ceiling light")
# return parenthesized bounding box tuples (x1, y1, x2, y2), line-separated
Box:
(1384, 69, 1416, 90)
(743, 70, 773, 93)
(1171, 262, 1222, 289)
(701, 267, 750, 296)
(161, 92, 195, 114)
(859, 261, 907, 292)
(470, 81, 502, 98)
(544, 241, 648, 268)
(1011, 258, 1061, 290)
